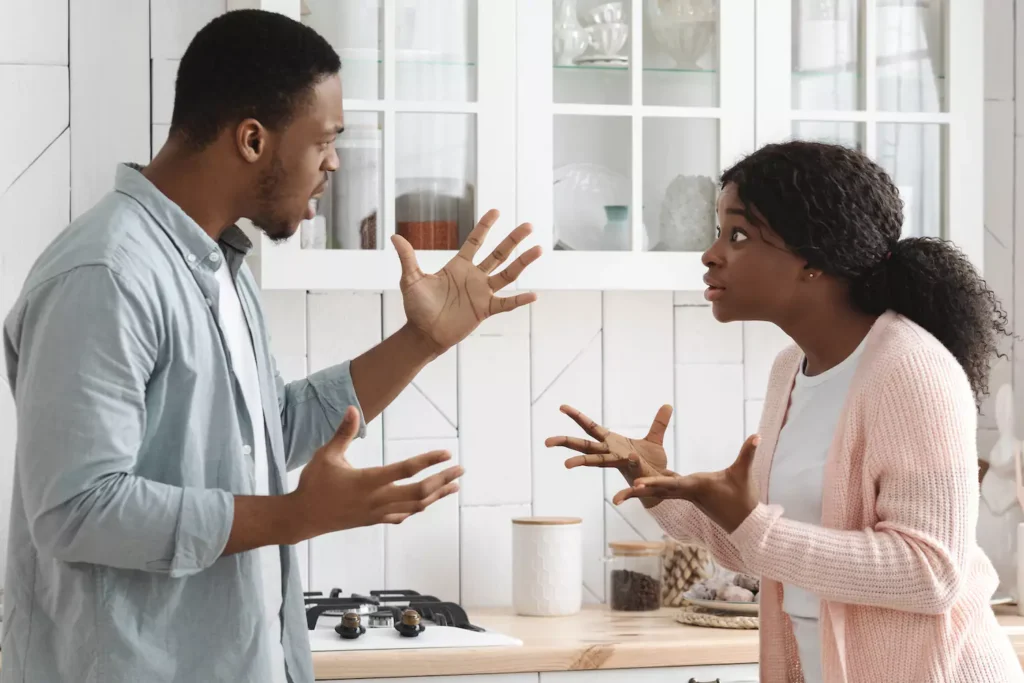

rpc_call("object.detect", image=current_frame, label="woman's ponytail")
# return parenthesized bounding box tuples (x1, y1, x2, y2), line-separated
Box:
(851, 236, 1010, 403)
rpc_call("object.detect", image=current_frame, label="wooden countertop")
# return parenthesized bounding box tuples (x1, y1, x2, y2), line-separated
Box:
(2, 605, 1022, 679)
(313, 605, 1024, 680)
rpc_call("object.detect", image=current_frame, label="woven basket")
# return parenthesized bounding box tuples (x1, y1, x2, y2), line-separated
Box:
(674, 603, 759, 630)
(660, 535, 713, 607)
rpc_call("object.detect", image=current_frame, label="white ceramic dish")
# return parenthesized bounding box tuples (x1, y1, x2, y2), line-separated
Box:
(586, 22, 629, 57)
(588, 2, 624, 24)
(575, 55, 629, 66)
(552, 163, 631, 251)
(684, 596, 759, 615)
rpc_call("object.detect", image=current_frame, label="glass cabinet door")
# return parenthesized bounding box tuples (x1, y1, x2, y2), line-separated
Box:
(755, 0, 983, 268)
(516, 0, 756, 290)
(259, 0, 515, 289)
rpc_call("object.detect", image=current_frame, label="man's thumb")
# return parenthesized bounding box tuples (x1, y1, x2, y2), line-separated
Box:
(326, 406, 360, 456)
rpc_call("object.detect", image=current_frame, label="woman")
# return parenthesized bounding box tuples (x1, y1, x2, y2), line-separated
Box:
(547, 141, 1021, 682)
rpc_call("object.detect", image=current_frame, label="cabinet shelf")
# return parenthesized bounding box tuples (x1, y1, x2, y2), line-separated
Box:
(555, 64, 716, 75)
(519, 251, 706, 292)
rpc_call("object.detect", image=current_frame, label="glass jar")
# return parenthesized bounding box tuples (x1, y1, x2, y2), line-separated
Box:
(606, 540, 665, 612)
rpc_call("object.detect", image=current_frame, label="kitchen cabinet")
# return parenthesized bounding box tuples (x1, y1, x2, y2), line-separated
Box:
(333, 676, 539, 683)
(241, 0, 982, 291)
(755, 0, 983, 269)
(246, 0, 517, 291)
(540, 666, 758, 682)
(327, 667, 761, 682)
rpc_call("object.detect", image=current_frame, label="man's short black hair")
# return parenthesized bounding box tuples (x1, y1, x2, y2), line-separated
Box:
(170, 9, 341, 149)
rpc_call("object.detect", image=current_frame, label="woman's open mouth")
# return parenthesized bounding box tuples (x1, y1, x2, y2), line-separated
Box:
(703, 274, 725, 301)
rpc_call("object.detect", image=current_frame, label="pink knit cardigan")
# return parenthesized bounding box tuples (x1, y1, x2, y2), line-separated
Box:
(651, 311, 1023, 682)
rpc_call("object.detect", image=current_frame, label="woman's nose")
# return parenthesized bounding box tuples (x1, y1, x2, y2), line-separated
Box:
(702, 238, 723, 268)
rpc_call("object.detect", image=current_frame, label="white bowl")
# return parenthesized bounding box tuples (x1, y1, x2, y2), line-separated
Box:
(646, 0, 717, 69)
(586, 22, 629, 57)
(588, 2, 624, 24)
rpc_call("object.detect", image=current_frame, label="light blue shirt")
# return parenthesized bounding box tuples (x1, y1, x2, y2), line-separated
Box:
(1, 164, 366, 683)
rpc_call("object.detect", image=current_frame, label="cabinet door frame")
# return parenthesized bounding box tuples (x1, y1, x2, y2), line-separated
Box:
(754, 0, 983, 272)
(249, 0, 519, 291)
(514, 0, 756, 291)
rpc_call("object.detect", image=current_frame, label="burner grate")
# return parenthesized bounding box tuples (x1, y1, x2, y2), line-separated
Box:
(303, 589, 484, 632)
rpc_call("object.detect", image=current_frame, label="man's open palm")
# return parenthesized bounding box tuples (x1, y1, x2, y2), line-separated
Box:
(393, 209, 542, 353)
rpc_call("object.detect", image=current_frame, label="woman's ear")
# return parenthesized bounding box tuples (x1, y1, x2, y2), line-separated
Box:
(802, 263, 824, 281)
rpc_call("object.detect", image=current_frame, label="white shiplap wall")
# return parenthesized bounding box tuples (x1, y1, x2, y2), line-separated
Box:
(0, 0, 1019, 606)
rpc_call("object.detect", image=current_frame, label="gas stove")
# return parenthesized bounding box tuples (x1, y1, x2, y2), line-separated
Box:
(303, 589, 522, 652)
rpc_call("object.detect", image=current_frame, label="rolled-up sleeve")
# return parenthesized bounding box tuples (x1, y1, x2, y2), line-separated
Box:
(10, 265, 233, 576)
(275, 359, 367, 471)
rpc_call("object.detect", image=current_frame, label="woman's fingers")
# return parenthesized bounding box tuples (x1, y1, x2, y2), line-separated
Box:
(563, 453, 628, 469)
(544, 435, 609, 455)
(559, 404, 609, 440)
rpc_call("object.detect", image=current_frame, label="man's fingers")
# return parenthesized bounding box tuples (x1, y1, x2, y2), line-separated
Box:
(375, 481, 460, 520)
(544, 435, 609, 455)
(487, 245, 543, 291)
(559, 404, 609, 440)
(380, 512, 411, 525)
(456, 209, 500, 262)
(372, 465, 464, 507)
(487, 292, 538, 317)
(477, 222, 533, 274)
(645, 404, 673, 445)
(324, 406, 360, 458)
(371, 449, 453, 485)
(391, 234, 425, 284)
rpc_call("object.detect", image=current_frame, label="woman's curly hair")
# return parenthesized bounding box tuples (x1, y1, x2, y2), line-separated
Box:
(720, 140, 1010, 405)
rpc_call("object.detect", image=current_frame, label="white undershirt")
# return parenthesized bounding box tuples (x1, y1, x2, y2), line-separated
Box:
(213, 260, 286, 683)
(767, 336, 867, 683)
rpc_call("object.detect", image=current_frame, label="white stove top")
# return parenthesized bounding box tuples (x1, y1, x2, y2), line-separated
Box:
(304, 589, 522, 652)
(308, 620, 521, 652)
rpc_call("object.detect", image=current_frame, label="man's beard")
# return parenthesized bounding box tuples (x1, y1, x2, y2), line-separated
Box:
(252, 153, 294, 243)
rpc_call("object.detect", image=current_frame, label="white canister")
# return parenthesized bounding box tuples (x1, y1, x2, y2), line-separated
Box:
(512, 516, 582, 616)
(1017, 522, 1024, 616)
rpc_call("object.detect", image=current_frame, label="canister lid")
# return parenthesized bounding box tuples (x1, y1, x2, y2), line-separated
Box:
(608, 540, 665, 555)
(511, 516, 582, 525)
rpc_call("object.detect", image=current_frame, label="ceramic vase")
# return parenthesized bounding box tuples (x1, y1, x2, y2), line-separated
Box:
(553, 0, 589, 66)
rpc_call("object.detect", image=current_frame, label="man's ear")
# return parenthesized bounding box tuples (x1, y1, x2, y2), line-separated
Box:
(236, 119, 266, 163)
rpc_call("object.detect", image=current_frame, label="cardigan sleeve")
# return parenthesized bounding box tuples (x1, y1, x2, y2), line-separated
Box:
(728, 344, 978, 614)
(648, 343, 802, 577)
(648, 500, 750, 574)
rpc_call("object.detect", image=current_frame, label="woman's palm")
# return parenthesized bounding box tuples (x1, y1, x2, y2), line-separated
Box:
(545, 404, 673, 483)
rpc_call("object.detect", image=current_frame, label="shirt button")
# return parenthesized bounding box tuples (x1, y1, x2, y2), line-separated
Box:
(209, 252, 221, 263)
(186, 253, 196, 263)
(242, 444, 252, 456)
(205, 298, 213, 306)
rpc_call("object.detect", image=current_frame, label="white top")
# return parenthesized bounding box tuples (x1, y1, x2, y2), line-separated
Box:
(767, 336, 867, 683)
(213, 260, 287, 683)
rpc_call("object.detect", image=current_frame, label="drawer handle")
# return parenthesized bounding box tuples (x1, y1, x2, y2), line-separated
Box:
(688, 679, 720, 683)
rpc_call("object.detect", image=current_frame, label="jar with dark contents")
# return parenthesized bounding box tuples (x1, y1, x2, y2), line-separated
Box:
(606, 541, 665, 612)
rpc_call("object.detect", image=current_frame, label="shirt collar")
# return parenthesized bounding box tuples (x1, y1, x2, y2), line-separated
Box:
(114, 163, 254, 271)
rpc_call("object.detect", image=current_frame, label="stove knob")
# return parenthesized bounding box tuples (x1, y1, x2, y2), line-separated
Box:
(395, 609, 425, 638)
(336, 611, 366, 639)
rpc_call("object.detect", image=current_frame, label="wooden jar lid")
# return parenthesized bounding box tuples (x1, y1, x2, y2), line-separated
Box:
(511, 516, 583, 525)
(608, 540, 666, 556)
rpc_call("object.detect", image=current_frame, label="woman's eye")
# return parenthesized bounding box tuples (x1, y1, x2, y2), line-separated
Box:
(714, 226, 722, 239)
(731, 230, 748, 243)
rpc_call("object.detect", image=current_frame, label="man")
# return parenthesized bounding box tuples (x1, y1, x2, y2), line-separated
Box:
(1, 9, 540, 683)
